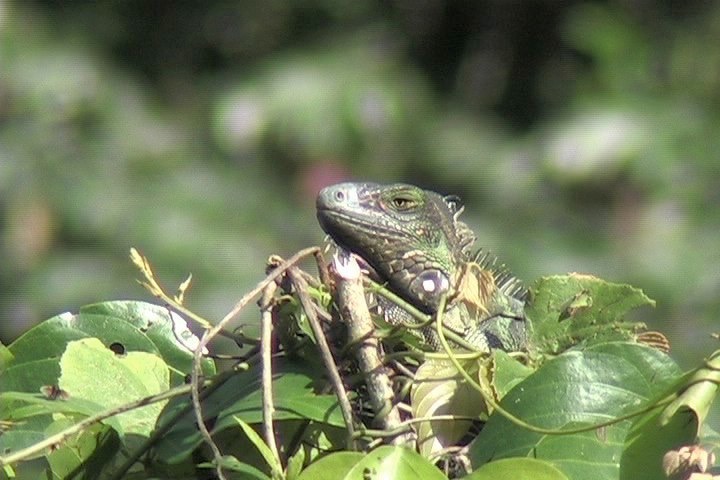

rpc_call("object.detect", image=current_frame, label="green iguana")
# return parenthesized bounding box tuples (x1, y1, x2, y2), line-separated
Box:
(316, 182, 529, 352)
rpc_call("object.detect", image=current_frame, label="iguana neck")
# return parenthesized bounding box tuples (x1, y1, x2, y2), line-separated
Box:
(316, 182, 475, 313)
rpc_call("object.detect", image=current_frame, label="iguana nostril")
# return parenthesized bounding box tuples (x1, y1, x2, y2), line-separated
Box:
(335, 190, 345, 202)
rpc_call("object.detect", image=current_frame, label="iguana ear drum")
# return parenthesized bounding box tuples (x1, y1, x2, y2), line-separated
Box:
(408, 269, 451, 308)
(443, 194, 464, 214)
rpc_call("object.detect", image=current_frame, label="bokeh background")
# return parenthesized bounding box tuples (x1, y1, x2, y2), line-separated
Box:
(1, 0, 719, 369)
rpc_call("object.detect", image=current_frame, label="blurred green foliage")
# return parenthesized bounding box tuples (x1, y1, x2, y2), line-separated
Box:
(1, 0, 719, 367)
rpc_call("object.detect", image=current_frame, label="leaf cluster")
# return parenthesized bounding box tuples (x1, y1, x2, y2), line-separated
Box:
(0, 253, 718, 480)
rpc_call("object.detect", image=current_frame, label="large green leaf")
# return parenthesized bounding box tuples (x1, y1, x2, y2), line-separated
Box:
(1, 391, 107, 422)
(0, 416, 49, 462)
(0, 389, 118, 463)
(6, 301, 215, 387)
(486, 349, 535, 399)
(0, 359, 65, 444)
(58, 337, 170, 437)
(620, 407, 697, 480)
(80, 300, 216, 379)
(660, 350, 720, 429)
(197, 455, 271, 480)
(468, 342, 682, 480)
(8, 312, 158, 365)
(528, 275, 656, 355)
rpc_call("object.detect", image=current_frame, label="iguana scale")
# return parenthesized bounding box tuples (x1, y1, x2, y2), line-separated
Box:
(316, 182, 529, 352)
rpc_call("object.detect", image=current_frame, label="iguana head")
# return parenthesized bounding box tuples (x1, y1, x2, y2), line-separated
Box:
(316, 182, 475, 313)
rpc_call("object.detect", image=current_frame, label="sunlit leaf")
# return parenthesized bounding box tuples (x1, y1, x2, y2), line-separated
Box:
(58, 337, 170, 437)
(528, 274, 656, 356)
(80, 301, 216, 380)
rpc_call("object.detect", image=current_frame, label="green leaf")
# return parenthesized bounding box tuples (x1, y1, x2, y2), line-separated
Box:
(214, 367, 345, 427)
(468, 342, 682, 480)
(528, 274, 655, 355)
(44, 421, 119, 480)
(233, 416, 282, 476)
(0, 360, 67, 442)
(285, 447, 306, 480)
(8, 312, 158, 365)
(487, 350, 534, 399)
(1, 391, 107, 422)
(0, 343, 13, 374)
(6, 301, 215, 387)
(620, 407, 697, 480)
(80, 300, 216, 380)
(619, 350, 719, 480)
(58, 337, 170, 437)
(0, 421, 46, 461)
(296, 452, 365, 480)
(344, 445, 446, 480)
(0, 358, 61, 395)
(466, 457, 569, 480)
(0, 392, 113, 465)
(660, 350, 720, 428)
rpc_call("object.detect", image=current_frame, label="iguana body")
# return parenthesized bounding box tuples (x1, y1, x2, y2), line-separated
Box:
(316, 182, 529, 352)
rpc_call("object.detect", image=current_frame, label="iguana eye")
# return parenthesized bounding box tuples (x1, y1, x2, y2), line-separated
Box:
(390, 195, 417, 210)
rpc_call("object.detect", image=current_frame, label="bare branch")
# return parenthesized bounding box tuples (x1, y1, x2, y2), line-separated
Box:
(332, 252, 415, 446)
(260, 282, 281, 466)
(288, 267, 357, 449)
(189, 247, 321, 478)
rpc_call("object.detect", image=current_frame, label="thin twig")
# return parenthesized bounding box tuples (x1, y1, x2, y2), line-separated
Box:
(315, 246, 330, 286)
(0, 374, 227, 467)
(356, 413, 478, 439)
(189, 247, 320, 478)
(130, 248, 256, 346)
(192, 330, 227, 479)
(288, 267, 357, 449)
(260, 283, 281, 466)
(389, 359, 416, 380)
(332, 253, 415, 446)
(107, 361, 256, 480)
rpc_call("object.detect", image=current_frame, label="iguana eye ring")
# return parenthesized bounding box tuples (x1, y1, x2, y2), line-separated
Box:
(391, 196, 415, 210)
